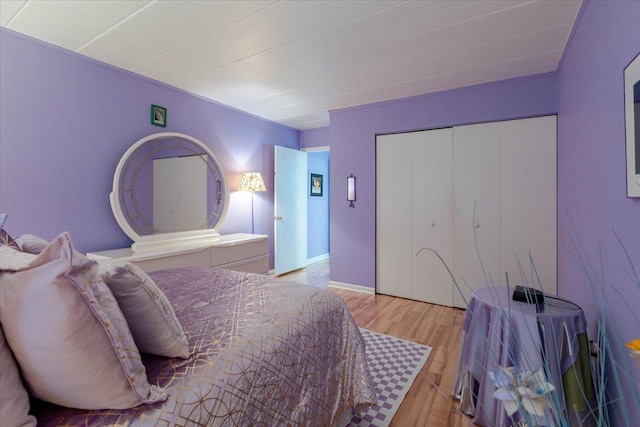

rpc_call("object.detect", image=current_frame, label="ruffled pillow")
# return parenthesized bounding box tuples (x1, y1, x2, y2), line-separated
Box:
(0, 232, 167, 410)
(97, 259, 190, 358)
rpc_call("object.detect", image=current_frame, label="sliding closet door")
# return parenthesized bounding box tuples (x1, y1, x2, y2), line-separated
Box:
(377, 116, 557, 308)
(453, 123, 501, 308)
(501, 116, 557, 294)
(412, 128, 453, 306)
(376, 133, 413, 299)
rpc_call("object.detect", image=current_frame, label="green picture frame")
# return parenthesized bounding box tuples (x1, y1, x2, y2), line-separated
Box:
(310, 173, 323, 197)
(151, 104, 167, 127)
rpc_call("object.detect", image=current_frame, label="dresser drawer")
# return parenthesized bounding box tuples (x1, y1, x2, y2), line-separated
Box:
(87, 234, 269, 275)
(133, 248, 211, 272)
(210, 239, 268, 267)
(219, 255, 269, 274)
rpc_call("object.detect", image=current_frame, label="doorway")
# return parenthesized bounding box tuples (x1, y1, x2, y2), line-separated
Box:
(305, 148, 330, 265)
(273, 146, 330, 276)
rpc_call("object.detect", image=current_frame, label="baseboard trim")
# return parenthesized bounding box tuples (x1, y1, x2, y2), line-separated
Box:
(328, 280, 375, 294)
(307, 253, 329, 265)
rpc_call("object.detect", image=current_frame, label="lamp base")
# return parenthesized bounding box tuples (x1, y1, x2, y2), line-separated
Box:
(250, 191, 255, 234)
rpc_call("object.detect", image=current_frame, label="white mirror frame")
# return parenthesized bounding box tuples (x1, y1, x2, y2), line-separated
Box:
(625, 52, 640, 198)
(110, 132, 230, 253)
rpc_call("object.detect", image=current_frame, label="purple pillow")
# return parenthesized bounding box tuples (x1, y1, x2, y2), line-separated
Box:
(97, 259, 190, 358)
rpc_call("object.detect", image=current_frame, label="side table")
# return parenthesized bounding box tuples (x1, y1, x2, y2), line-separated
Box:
(453, 287, 596, 427)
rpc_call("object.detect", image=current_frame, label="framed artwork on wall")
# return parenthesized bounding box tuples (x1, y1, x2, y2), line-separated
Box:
(624, 52, 640, 197)
(151, 104, 167, 127)
(310, 173, 323, 197)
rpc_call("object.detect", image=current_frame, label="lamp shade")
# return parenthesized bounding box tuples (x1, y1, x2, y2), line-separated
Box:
(238, 172, 267, 192)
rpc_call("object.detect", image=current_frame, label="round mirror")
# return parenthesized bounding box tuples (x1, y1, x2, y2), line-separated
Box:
(110, 132, 229, 252)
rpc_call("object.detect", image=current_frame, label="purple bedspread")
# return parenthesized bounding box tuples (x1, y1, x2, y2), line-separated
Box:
(34, 267, 376, 426)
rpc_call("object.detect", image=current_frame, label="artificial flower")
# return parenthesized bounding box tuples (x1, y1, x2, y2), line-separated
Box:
(625, 339, 640, 358)
(489, 366, 556, 417)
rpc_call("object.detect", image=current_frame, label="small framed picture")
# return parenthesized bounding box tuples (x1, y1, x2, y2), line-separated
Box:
(310, 173, 323, 197)
(151, 104, 167, 127)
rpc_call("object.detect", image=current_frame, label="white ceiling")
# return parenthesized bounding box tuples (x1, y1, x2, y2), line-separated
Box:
(1, 0, 582, 130)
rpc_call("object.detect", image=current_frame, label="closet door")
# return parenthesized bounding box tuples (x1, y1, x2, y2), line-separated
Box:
(376, 133, 413, 299)
(413, 128, 453, 306)
(453, 123, 502, 308)
(501, 116, 557, 294)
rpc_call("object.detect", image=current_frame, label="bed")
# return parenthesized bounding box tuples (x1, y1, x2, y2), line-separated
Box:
(0, 230, 376, 426)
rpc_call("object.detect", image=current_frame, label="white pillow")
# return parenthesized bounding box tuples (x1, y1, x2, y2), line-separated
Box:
(0, 327, 37, 427)
(97, 259, 190, 358)
(0, 232, 167, 410)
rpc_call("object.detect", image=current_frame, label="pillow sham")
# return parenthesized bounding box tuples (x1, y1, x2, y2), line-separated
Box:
(97, 259, 190, 358)
(0, 232, 167, 410)
(0, 327, 37, 427)
(15, 234, 49, 255)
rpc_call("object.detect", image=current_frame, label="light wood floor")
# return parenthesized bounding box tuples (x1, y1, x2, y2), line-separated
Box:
(280, 259, 478, 427)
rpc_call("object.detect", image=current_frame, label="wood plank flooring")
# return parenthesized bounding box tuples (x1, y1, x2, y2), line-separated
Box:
(279, 260, 478, 427)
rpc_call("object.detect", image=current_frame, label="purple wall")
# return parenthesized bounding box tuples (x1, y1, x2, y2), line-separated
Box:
(0, 29, 298, 267)
(556, 0, 640, 399)
(329, 74, 557, 288)
(299, 126, 329, 149)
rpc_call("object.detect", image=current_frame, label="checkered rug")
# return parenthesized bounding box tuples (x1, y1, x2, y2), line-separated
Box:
(349, 328, 433, 427)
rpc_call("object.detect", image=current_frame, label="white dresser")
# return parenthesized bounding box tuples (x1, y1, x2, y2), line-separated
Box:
(88, 233, 269, 274)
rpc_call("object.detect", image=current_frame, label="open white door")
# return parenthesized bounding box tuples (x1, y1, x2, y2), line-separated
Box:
(274, 146, 307, 275)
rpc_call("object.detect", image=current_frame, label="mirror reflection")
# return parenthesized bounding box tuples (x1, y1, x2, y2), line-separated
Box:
(116, 135, 227, 236)
(625, 52, 640, 197)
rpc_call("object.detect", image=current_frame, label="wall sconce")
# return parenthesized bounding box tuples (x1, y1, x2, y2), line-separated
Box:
(238, 172, 267, 234)
(347, 175, 356, 208)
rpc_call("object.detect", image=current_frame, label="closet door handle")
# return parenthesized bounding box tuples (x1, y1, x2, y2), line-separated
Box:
(274, 215, 283, 221)
(429, 222, 436, 228)
(474, 222, 480, 229)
